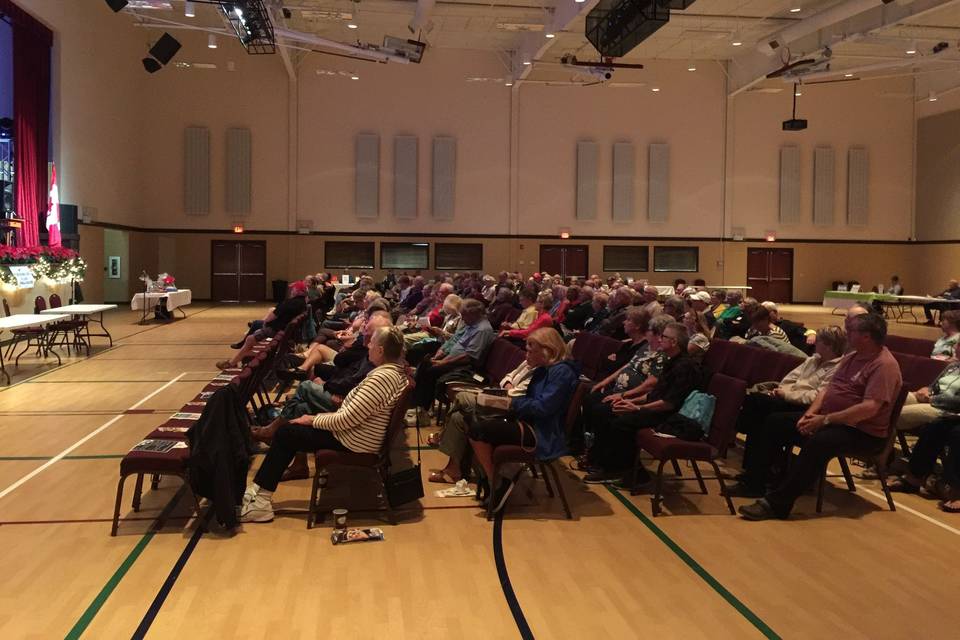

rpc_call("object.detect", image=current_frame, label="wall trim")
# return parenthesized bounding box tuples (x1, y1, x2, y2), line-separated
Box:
(77, 222, 957, 245)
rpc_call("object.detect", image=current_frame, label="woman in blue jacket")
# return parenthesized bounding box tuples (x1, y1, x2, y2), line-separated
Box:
(468, 327, 580, 513)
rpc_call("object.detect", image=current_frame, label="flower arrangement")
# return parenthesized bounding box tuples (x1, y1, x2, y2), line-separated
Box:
(0, 245, 87, 287)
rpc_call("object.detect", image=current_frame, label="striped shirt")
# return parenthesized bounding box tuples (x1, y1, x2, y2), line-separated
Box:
(312, 363, 408, 454)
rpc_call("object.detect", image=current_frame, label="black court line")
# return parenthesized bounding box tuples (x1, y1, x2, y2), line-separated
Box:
(131, 513, 211, 640)
(493, 511, 535, 640)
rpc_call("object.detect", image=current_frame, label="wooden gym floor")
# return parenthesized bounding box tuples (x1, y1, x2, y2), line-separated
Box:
(0, 304, 958, 639)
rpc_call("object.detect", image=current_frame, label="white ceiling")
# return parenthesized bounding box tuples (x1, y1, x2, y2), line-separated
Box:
(125, 0, 960, 96)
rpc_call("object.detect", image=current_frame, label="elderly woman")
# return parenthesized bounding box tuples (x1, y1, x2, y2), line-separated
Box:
(895, 340, 960, 437)
(468, 327, 581, 512)
(555, 285, 579, 326)
(428, 358, 538, 484)
(503, 288, 539, 331)
(500, 290, 554, 341)
(405, 294, 463, 366)
(240, 326, 409, 523)
(932, 310, 960, 360)
(488, 287, 518, 329)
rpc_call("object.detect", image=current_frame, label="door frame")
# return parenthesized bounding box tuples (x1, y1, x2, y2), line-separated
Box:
(746, 246, 794, 304)
(539, 244, 590, 281)
(210, 239, 267, 303)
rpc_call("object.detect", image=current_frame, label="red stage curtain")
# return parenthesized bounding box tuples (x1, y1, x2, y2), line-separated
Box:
(1, 0, 52, 247)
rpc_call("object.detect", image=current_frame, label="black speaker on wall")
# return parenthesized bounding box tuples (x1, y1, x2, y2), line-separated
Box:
(59, 204, 78, 235)
(149, 33, 182, 65)
(105, 0, 128, 12)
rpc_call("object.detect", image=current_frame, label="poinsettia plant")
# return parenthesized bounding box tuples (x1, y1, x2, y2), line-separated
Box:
(0, 245, 86, 285)
(0, 245, 79, 264)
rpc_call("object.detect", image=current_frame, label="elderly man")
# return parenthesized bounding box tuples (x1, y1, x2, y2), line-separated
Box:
(640, 285, 663, 317)
(217, 281, 307, 370)
(736, 312, 902, 520)
(923, 279, 960, 325)
(413, 299, 495, 410)
(589, 286, 634, 339)
(563, 285, 596, 332)
(583, 291, 611, 332)
(398, 276, 426, 313)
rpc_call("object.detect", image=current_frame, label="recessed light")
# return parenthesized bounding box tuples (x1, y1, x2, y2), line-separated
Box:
(351, 75, 359, 80)
(789, 5, 801, 13)
(906, 40, 917, 55)
(522, 60, 531, 66)
(929, 91, 938, 102)
(732, 39, 743, 47)
(505, 82, 513, 86)
(208, 34, 217, 49)
(184, 1, 195, 17)
(687, 64, 696, 72)
(545, 32, 555, 39)
(651, 87, 660, 92)
(795, 88, 802, 96)
(844, 73, 853, 78)
(347, 23, 358, 29)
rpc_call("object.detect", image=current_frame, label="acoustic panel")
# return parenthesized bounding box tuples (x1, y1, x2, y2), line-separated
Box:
(813, 146, 835, 226)
(432, 136, 456, 220)
(183, 126, 210, 216)
(576, 141, 598, 220)
(394, 135, 418, 219)
(648, 143, 670, 223)
(779, 146, 801, 224)
(847, 147, 869, 226)
(355, 133, 380, 219)
(612, 142, 635, 222)
(225, 127, 251, 215)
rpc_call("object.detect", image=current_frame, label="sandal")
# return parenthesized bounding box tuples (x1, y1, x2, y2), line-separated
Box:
(887, 476, 922, 493)
(939, 499, 960, 513)
(426, 432, 442, 447)
(215, 360, 233, 370)
(428, 470, 459, 484)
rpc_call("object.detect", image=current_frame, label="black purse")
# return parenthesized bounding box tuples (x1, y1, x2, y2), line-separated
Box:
(385, 409, 424, 507)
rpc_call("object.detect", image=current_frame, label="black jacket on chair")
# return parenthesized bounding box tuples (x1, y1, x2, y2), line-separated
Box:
(187, 385, 254, 529)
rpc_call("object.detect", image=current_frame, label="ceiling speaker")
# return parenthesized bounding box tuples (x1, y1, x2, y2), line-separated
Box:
(105, 0, 128, 12)
(149, 32, 182, 66)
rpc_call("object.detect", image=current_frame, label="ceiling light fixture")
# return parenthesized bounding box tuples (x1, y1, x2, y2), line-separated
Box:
(184, 1, 195, 17)
(347, 22, 358, 29)
(351, 75, 359, 80)
(906, 40, 917, 55)
(522, 60, 531, 66)
(789, 3, 801, 13)
(844, 73, 853, 78)
(651, 87, 660, 92)
(795, 87, 802, 96)
(505, 81, 513, 86)
(545, 32, 555, 39)
(732, 33, 743, 46)
(929, 90, 938, 102)
(687, 62, 696, 72)
(208, 33, 217, 48)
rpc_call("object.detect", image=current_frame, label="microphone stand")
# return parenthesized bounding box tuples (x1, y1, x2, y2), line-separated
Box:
(140, 272, 150, 325)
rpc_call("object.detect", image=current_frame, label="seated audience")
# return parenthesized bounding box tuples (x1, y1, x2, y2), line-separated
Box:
(398, 276, 426, 313)
(481, 275, 498, 303)
(563, 286, 595, 332)
(932, 310, 960, 359)
(761, 301, 812, 351)
(600, 307, 652, 374)
(706, 290, 728, 326)
(736, 313, 902, 520)
(217, 281, 307, 370)
(662, 295, 685, 321)
(501, 291, 554, 340)
(405, 294, 463, 366)
(488, 287, 519, 329)
(889, 415, 960, 512)
(715, 296, 758, 340)
(896, 340, 960, 435)
(582, 291, 611, 332)
(640, 286, 663, 317)
(413, 299, 496, 410)
(428, 358, 538, 484)
(924, 279, 960, 326)
(240, 326, 409, 523)
(887, 275, 904, 296)
(583, 322, 701, 484)
(503, 288, 538, 331)
(589, 287, 633, 339)
(738, 306, 791, 351)
(682, 309, 712, 361)
(468, 328, 580, 512)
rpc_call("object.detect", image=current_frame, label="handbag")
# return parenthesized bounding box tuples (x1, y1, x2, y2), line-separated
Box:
(678, 390, 717, 435)
(385, 407, 424, 507)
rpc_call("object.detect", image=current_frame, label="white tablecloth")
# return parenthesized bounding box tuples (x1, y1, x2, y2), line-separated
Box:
(131, 289, 192, 312)
(0, 313, 69, 332)
(40, 304, 118, 316)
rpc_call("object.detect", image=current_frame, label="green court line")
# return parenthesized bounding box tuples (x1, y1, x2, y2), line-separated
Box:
(605, 486, 781, 640)
(64, 531, 156, 640)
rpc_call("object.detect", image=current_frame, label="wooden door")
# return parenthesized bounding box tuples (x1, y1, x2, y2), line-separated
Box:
(539, 245, 589, 281)
(746, 248, 793, 303)
(211, 240, 266, 302)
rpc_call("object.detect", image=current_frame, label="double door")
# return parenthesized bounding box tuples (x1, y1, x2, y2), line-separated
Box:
(539, 245, 588, 281)
(211, 240, 266, 302)
(746, 248, 793, 303)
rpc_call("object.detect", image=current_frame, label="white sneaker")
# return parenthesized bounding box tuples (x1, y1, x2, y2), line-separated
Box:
(240, 493, 274, 523)
(241, 485, 257, 507)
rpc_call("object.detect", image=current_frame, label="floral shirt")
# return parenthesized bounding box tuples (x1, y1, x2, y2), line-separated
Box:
(606, 351, 667, 394)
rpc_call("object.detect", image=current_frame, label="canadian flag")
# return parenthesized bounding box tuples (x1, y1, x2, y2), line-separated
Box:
(46, 163, 61, 247)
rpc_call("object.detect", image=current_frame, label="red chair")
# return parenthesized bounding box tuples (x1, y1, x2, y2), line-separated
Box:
(307, 380, 414, 528)
(631, 373, 747, 516)
(47, 293, 87, 355)
(885, 334, 935, 358)
(571, 333, 622, 380)
(722, 343, 762, 383)
(484, 379, 591, 520)
(4, 297, 52, 365)
(111, 441, 200, 536)
(703, 339, 733, 374)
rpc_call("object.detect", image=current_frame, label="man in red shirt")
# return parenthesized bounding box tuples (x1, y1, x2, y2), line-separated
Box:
(737, 312, 902, 520)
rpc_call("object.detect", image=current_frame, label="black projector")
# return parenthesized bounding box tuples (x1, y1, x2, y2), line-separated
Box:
(782, 118, 808, 131)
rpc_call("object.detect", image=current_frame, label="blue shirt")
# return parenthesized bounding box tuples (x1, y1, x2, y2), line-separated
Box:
(441, 319, 495, 361)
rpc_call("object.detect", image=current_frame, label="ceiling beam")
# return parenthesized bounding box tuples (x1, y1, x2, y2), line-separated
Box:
(266, 3, 298, 82)
(512, 0, 602, 83)
(727, 0, 960, 96)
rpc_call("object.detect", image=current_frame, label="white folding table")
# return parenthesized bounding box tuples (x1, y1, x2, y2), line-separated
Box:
(0, 313, 69, 384)
(40, 304, 119, 354)
(131, 289, 192, 324)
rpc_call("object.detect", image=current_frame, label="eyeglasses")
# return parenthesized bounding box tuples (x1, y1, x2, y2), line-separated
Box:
(660, 334, 678, 343)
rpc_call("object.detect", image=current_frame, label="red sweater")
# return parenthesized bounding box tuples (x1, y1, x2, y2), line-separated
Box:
(505, 311, 554, 339)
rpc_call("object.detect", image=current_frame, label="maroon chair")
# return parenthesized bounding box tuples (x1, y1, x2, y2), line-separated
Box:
(307, 380, 414, 528)
(5, 297, 52, 364)
(703, 339, 733, 374)
(893, 352, 947, 391)
(815, 386, 909, 513)
(885, 334, 935, 358)
(47, 293, 87, 355)
(572, 333, 622, 380)
(485, 379, 591, 520)
(722, 343, 762, 383)
(111, 441, 200, 536)
(632, 373, 747, 516)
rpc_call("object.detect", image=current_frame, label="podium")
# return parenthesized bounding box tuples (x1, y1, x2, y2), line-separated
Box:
(0, 217, 24, 246)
